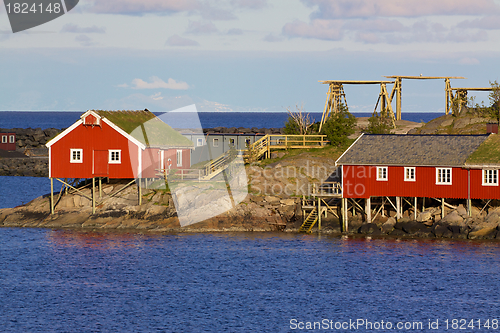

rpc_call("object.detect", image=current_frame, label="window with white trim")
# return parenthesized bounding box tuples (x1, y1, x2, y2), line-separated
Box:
(376, 167, 388, 181)
(109, 150, 121, 164)
(197, 138, 204, 147)
(9, 135, 15, 143)
(213, 138, 219, 147)
(436, 168, 452, 184)
(229, 138, 235, 146)
(1, 135, 6, 143)
(404, 167, 416, 182)
(177, 150, 183, 167)
(482, 169, 498, 186)
(70, 149, 83, 163)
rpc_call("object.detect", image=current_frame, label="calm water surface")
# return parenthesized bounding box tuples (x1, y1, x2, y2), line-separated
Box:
(0, 230, 499, 332)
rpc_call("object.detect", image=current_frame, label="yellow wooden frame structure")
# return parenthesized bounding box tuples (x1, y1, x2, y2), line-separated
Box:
(318, 80, 395, 132)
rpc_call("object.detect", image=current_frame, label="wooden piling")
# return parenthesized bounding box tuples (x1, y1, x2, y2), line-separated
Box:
(365, 197, 371, 223)
(92, 177, 95, 214)
(50, 178, 54, 215)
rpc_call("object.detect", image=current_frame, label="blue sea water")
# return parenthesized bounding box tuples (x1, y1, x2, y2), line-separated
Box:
(1, 111, 499, 332)
(0, 111, 442, 130)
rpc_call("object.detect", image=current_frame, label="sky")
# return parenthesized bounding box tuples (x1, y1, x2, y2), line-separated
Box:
(1, 0, 500, 113)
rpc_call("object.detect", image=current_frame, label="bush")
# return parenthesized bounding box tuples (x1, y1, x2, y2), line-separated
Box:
(364, 112, 393, 134)
(320, 103, 356, 147)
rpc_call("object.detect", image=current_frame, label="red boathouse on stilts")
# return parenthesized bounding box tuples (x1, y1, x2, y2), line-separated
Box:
(46, 109, 194, 213)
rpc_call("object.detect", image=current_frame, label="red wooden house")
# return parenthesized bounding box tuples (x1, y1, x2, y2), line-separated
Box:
(335, 134, 500, 223)
(46, 110, 194, 180)
(0, 132, 16, 151)
(336, 134, 500, 200)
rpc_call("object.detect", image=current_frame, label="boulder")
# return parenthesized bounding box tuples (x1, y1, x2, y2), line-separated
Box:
(417, 209, 434, 222)
(469, 227, 497, 240)
(381, 217, 396, 234)
(456, 204, 468, 217)
(402, 221, 428, 234)
(358, 223, 380, 235)
(441, 210, 465, 226)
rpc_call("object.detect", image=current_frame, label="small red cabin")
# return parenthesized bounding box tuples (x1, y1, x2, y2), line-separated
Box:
(46, 110, 193, 179)
(0, 132, 16, 151)
(336, 134, 500, 200)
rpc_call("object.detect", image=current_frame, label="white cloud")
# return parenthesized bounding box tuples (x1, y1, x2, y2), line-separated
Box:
(61, 23, 106, 34)
(227, 28, 244, 35)
(75, 35, 95, 47)
(302, 0, 500, 19)
(122, 76, 190, 90)
(150, 92, 164, 100)
(230, 0, 268, 10)
(459, 57, 480, 65)
(457, 16, 500, 30)
(186, 21, 219, 35)
(282, 19, 343, 40)
(166, 35, 200, 46)
(87, 0, 200, 15)
(263, 33, 284, 42)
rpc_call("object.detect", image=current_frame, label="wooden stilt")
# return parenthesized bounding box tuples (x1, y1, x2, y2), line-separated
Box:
(414, 197, 417, 220)
(467, 199, 471, 217)
(365, 197, 371, 223)
(99, 177, 102, 198)
(92, 177, 95, 214)
(317, 196, 321, 231)
(422, 197, 425, 212)
(396, 196, 401, 220)
(441, 198, 445, 219)
(138, 178, 142, 206)
(50, 178, 54, 215)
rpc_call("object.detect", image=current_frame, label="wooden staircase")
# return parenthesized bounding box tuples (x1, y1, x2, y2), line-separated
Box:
(298, 209, 319, 233)
(200, 149, 243, 180)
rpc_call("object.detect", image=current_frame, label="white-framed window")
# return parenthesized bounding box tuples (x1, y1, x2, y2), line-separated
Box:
(213, 138, 219, 147)
(482, 169, 499, 186)
(109, 150, 121, 164)
(229, 138, 235, 146)
(404, 167, 416, 182)
(1, 135, 6, 143)
(245, 138, 251, 146)
(197, 138, 204, 147)
(376, 166, 388, 181)
(177, 150, 183, 167)
(436, 168, 452, 185)
(9, 135, 15, 143)
(70, 149, 83, 163)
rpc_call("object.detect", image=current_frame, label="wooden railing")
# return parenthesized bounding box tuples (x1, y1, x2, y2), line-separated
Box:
(246, 134, 329, 161)
(312, 182, 342, 197)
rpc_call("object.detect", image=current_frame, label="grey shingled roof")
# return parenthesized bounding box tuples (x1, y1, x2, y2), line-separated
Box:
(336, 134, 490, 167)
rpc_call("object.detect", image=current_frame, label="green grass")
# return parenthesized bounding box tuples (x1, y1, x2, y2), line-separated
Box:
(466, 134, 500, 164)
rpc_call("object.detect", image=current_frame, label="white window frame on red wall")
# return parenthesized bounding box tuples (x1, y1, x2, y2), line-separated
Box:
(404, 167, 416, 182)
(70, 149, 83, 163)
(436, 167, 452, 185)
(9, 135, 15, 143)
(1, 135, 6, 143)
(109, 150, 121, 164)
(482, 169, 499, 186)
(376, 166, 388, 181)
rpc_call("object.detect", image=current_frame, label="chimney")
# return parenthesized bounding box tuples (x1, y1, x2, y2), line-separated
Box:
(487, 123, 498, 134)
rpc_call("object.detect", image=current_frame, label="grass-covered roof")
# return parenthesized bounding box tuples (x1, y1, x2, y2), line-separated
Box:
(466, 134, 500, 165)
(94, 110, 193, 148)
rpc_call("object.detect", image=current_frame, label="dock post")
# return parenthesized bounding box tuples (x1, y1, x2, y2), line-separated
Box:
(99, 177, 102, 198)
(396, 196, 401, 220)
(414, 197, 417, 220)
(365, 197, 371, 223)
(50, 178, 54, 215)
(92, 177, 95, 214)
(467, 198, 471, 217)
(441, 198, 445, 219)
(317, 197, 321, 231)
(138, 178, 142, 206)
(422, 197, 425, 212)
